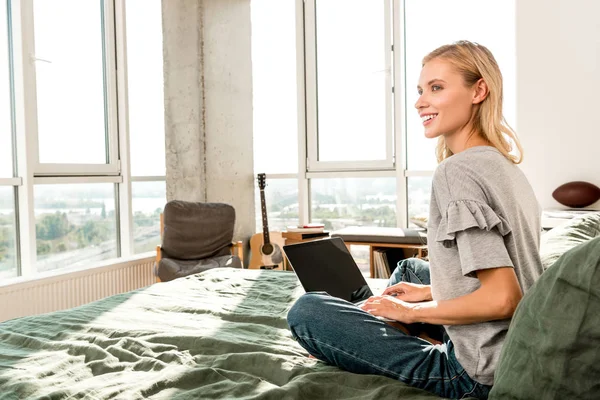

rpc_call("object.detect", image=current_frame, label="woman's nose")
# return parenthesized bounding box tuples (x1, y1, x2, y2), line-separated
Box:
(414, 95, 425, 110)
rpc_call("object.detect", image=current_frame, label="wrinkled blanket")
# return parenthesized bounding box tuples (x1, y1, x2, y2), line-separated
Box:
(0, 269, 448, 399)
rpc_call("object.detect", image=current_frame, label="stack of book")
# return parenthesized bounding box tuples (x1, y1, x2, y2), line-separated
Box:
(283, 224, 330, 240)
(373, 249, 390, 279)
(372, 248, 407, 279)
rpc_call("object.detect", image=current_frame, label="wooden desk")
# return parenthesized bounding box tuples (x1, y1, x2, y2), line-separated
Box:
(342, 241, 427, 278)
(331, 227, 428, 278)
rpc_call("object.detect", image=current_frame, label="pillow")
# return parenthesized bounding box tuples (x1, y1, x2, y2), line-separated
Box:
(539, 213, 600, 270)
(489, 237, 600, 399)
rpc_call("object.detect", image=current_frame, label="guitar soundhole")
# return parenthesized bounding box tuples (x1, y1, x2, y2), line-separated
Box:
(262, 243, 274, 255)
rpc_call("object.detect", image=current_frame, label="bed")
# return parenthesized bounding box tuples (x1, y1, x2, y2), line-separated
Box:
(0, 268, 446, 399)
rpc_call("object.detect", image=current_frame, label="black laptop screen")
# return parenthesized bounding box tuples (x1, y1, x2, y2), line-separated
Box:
(283, 238, 373, 303)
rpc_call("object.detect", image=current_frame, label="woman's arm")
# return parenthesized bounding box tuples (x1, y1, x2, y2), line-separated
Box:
(361, 267, 523, 325)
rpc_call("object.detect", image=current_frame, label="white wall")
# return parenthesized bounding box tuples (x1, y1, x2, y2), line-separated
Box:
(517, 0, 600, 210)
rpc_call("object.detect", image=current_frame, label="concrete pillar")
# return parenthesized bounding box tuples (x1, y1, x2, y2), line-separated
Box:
(162, 0, 255, 264)
(162, 0, 205, 203)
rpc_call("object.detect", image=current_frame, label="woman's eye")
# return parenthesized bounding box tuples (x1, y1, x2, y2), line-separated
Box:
(432, 85, 442, 91)
(417, 89, 423, 95)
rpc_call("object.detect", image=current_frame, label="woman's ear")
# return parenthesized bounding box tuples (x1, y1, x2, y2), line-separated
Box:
(472, 78, 489, 105)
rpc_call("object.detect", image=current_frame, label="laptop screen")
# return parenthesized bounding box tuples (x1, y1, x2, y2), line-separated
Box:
(283, 237, 373, 303)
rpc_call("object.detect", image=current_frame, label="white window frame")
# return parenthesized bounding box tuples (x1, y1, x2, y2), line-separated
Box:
(394, 0, 409, 228)
(119, 0, 167, 255)
(0, 178, 20, 185)
(304, 0, 395, 172)
(18, 0, 120, 177)
(4, 0, 169, 280)
(262, 0, 412, 229)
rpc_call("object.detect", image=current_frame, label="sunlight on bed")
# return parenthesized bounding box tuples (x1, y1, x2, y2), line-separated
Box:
(1, 269, 309, 397)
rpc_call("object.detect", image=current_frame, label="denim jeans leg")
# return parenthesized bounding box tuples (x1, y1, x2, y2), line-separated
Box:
(287, 292, 487, 399)
(388, 257, 432, 287)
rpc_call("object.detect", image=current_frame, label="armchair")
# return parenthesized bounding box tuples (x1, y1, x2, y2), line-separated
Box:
(155, 201, 243, 282)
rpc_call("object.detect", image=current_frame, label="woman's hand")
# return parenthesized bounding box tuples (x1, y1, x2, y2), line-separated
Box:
(382, 282, 432, 303)
(360, 295, 417, 324)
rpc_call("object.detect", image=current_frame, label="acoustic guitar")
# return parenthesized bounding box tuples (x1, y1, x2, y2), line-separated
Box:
(249, 173, 286, 270)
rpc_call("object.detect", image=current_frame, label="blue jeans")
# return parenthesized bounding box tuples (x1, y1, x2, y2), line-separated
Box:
(287, 258, 491, 400)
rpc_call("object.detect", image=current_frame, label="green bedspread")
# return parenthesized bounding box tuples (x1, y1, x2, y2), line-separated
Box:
(0, 269, 447, 400)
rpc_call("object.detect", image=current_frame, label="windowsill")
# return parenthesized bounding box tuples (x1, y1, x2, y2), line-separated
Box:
(0, 251, 156, 289)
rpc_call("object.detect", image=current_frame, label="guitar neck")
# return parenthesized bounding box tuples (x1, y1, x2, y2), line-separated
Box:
(260, 189, 270, 244)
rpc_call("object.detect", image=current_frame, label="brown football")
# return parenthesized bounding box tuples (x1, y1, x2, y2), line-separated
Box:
(552, 181, 600, 208)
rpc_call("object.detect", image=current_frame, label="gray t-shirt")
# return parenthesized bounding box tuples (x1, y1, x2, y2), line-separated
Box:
(428, 146, 543, 386)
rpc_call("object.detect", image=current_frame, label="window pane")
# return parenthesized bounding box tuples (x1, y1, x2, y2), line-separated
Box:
(126, 0, 166, 176)
(310, 177, 396, 230)
(315, 0, 389, 162)
(33, 0, 107, 164)
(404, 0, 516, 170)
(35, 183, 117, 273)
(0, 187, 17, 279)
(132, 181, 165, 254)
(0, 2, 12, 177)
(407, 177, 432, 229)
(251, 0, 298, 174)
(254, 179, 299, 232)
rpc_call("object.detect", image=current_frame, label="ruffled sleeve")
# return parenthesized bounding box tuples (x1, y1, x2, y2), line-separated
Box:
(436, 200, 511, 247)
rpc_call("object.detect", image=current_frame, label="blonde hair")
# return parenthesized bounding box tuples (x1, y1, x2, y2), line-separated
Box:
(422, 41, 523, 164)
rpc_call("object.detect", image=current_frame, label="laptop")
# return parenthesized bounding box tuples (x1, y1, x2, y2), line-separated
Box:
(283, 237, 376, 306)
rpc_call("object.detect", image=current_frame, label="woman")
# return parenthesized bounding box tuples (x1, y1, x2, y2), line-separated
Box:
(287, 41, 543, 399)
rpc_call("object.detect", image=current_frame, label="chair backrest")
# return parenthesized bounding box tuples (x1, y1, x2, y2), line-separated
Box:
(161, 200, 235, 260)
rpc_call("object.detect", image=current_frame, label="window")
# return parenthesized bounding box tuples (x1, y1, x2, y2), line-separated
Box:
(251, 0, 299, 174)
(126, 0, 166, 254)
(0, 3, 17, 279)
(404, 0, 516, 171)
(0, 0, 168, 281)
(255, 179, 299, 232)
(132, 181, 165, 254)
(310, 177, 396, 230)
(32, 0, 116, 170)
(0, 1, 12, 178)
(34, 183, 117, 273)
(407, 177, 432, 228)
(126, 0, 166, 177)
(307, 0, 393, 170)
(0, 187, 17, 279)
(0, 1, 518, 281)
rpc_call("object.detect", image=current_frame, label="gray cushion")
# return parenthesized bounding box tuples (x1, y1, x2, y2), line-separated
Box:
(539, 213, 600, 270)
(331, 227, 427, 245)
(157, 255, 242, 282)
(162, 201, 235, 260)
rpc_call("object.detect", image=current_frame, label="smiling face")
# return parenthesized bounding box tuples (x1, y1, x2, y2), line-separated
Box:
(415, 58, 478, 141)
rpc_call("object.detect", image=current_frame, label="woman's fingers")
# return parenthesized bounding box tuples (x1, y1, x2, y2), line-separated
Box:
(383, 283, 406, 296)
(361, 296, 395, 313)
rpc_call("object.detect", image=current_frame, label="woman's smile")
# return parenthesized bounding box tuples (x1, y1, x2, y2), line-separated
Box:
(421, 113, 438, 126)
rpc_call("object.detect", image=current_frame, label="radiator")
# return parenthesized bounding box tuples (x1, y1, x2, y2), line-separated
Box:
(0, 255, 156, 323)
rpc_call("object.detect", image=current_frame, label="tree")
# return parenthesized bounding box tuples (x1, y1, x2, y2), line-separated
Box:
(36, 212, 71, 241)
(0, 227, 9, 261)
(37, 241, 51, 255)
(76, 220, 111, 246)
